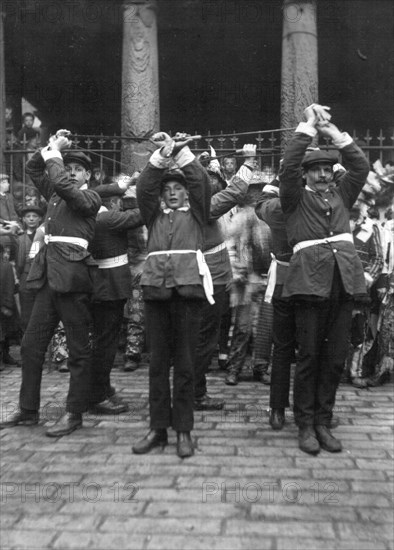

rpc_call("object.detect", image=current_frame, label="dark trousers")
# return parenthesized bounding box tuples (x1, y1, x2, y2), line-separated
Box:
(90, 299, 126, 405)
(19, 283, 92, 413)
(19, 288, 38, 333)
(145, 296, 202, 432)
(194, 285, 227, 399)
(293, 271, 353, 427)
(270, 289, 296, 409)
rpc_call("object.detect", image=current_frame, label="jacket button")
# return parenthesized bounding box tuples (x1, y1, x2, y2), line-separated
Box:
(333, 249, 337, 253)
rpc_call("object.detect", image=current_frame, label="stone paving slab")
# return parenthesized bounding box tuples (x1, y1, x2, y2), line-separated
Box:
(0, 348, 393, 550)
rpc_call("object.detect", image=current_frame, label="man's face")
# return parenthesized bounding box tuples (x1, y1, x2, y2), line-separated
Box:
(24, 116, 34, 128)
(223, 158, 236, 175)
(304, 163, 334, 192)
(65, 162, 91, 188)
(0, 178, 10, 193)
(162, 180, 188, 210)
(23, 212, 41, 230)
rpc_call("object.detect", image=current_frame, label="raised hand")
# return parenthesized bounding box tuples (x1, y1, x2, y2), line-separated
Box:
(304, 104, 331, 127)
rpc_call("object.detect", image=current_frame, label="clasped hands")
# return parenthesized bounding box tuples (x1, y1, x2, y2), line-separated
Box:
(304, 104, 342, 139)
(152, 132, 199, 158)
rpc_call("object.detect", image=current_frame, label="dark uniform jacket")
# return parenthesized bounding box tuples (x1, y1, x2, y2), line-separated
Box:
(255, 184, 292, 288)
(89, 204, 143, 302)
(279, 128, 370, 299)
(137, 148, 211, 301)
(25, 151, 101, 293)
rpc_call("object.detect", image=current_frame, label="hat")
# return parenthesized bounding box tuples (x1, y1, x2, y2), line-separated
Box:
(20, 204, 44, 217)
(161, 168, 187, 187)
(302, 150, 339, 169)
(62, 151, 92, 171)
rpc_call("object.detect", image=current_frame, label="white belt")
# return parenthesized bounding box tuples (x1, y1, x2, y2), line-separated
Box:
(95, 254, 128, 269)
(147, 249, 215, 305)
(293, 232, 353, 254)
(204, 243, 226, 255)
(44, 235, 89, 249)
(264, 253, 290, 304)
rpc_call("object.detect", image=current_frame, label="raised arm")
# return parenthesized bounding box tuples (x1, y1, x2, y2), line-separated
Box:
(317, 122, 370, 208)
(210, 145, 256, 219)
(279, 104, 331, 214)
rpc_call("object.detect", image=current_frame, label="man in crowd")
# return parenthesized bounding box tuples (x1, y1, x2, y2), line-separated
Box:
(279, 104, 369, 455)
(0, 131, 102, 437)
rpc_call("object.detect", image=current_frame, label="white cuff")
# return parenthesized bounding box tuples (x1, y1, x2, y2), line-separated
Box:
(41, 147, 62, 163)
(173, 146, 195, 168)
(296, 122, 318, 138)
(149, 149, 172, 169)
(237, 165, 254, 185)
(332, 132, 353, 149)
(262, 184, 279, 195)
(364, 272, 373, 285)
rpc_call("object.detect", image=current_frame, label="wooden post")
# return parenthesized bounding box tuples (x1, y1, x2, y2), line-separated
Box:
(121, 0, 159, 174)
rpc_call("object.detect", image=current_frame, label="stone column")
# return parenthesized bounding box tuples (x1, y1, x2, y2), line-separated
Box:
(281, 0, 318, 147)
(0, 1, 6, 171)
(121, 0, 159, 174)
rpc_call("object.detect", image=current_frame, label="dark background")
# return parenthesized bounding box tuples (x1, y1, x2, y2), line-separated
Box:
(4, 0, 394, 136)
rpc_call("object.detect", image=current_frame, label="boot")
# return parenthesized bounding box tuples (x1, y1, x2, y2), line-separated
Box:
(298, 426, 320, 455)
(194, 394, 224, 411)
(225, 368, 239, 386)
(46, 412, 82, 437)
(0, 408, 39, 429)
(269, 408, 285, 430)
(132, 429, 167, 454)
(176, 432, 194, 458)
(315, 425, 342, 452)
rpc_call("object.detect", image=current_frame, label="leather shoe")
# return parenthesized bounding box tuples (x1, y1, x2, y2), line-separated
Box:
(89, 398, 129, 415)
(194, 394, 224, 411)
(225, 371, 238, 386)
(132, 429, 167, 454)
(176, 432, 194, 458)
(352, 377, 369, 389)
(298, 426, 320, 455)
(315, 425, 342, 452)
(46, 412, 82, 437)
(0, 409, 39, 429)
(269, 408, 285, 430)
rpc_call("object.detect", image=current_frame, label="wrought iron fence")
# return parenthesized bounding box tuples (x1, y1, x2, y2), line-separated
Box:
(4, 129, 394, 196)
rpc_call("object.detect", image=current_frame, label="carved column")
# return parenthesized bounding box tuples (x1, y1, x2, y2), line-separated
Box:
(121, 0, 159, 174)
(281, 0, 318, 147)
(0, 1, 6, 171)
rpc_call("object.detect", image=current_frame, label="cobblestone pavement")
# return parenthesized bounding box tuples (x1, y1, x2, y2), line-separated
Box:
(0, 348, 393, 550)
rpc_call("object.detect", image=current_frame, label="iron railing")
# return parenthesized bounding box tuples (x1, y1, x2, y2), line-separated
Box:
(4, 129, 394, 197)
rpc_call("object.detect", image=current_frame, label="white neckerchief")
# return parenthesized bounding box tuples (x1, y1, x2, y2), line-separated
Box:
(162, 206, 190, 214)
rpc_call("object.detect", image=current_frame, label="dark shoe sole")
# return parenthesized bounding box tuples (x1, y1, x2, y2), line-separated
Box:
(45, 423, 82, 438)
(132, 441, 167, 454)
(177, 447, 194, 458)
(194, 402, 224, 411)
(89, 405, 129, 415)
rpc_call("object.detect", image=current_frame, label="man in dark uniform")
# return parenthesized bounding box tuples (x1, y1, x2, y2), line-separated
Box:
(0, 131, 102, 437)
(279, 104, 369, 454)
(255, 176, 294, 430)
(194, 145, 256, 410)
(88, 176, 143, 414)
